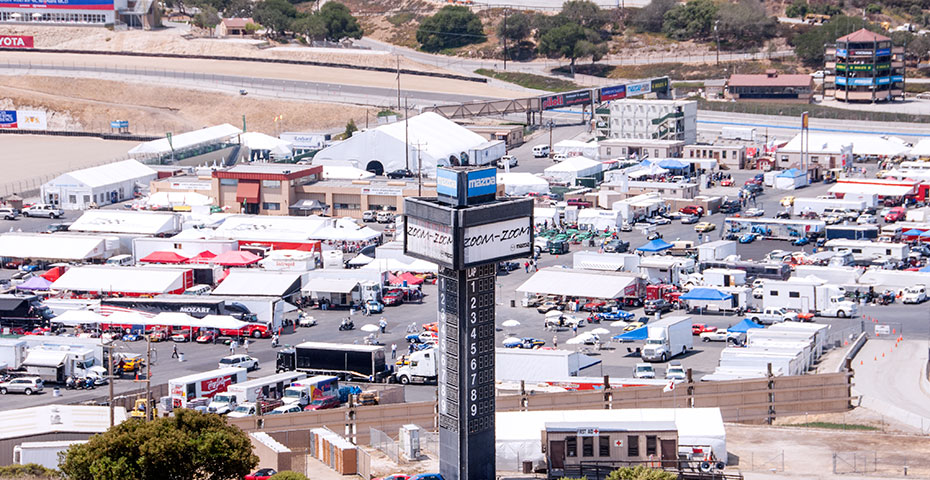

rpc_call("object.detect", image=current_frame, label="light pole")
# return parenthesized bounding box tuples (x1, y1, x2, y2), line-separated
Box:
(547, 120, 554, 159)
(714, 20, 720, 66)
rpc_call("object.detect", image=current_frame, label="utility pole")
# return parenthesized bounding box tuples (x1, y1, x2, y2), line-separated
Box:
(405, 97, 410, 171)
(502, 8, 508, 71)
(396, 55, 402, 110)
(714, 20, 720, 66)
(412, 140, 428, 196)
(107, 342, 114, 427)
(547, 120, 554, 158)
(145, 335, 152, 421)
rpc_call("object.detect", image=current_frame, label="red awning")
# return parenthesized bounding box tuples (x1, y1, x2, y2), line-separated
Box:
(188, 250, 218, 264)
(41, 266, 65, 282)
(210, 250, 262, 266)
(398, 272, 424, 285)
(236, 181, 259, 203)
(140, 251, 189, 264)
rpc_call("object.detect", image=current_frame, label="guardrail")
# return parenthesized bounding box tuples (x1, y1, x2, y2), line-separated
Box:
(838, 332, 868, 373)
(0, 47, 488, 83)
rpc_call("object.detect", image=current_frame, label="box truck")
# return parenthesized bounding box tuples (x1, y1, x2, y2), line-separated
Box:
(168, 367, 247, 408)
(207, 371, 307, 414)
(0, 339, 26, 370)
(640, 316, 693, 362)
(281, 375, 339, 406)
(276, 342, 389, 382)
(14, 440, 86, 469)
(761, 279, 857, 317)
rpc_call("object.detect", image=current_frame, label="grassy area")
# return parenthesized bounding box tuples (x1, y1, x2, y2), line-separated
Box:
(474, 68, 580, 92)
(786, 422, 878, 431)
(905, 83, 930, 93)
(386, 12, 415, 27)
(554, 60, 803, 81)
(697, 98, 930, 124)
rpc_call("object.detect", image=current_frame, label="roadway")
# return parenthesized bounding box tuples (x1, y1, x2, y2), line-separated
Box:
(853, 339, 930, 433)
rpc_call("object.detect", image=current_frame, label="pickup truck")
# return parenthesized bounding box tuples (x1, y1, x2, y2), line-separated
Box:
(497, 155, 517, 168)
(748, 308, 798, 325)
(22, 204, 64, 218)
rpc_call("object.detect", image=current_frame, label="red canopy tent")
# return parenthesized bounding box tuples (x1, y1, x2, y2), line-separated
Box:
(398, 272, 424, 285)
(139, 251, 189, 264)
(188, 250, 218, 264)
(41, 266, 66, 282)
(210, 250, 261, 266)
(387, 273, 402, 285)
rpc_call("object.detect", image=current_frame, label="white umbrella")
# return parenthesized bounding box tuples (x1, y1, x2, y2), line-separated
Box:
(590, 327, 610, 335)
(566, 333, 595, 345)
(502, 337, 521, 347)
(610, 320, 629, 327)
(501, 319, 521, 328)
(545, 310, 563, 318)
(360, 324, 380, 333)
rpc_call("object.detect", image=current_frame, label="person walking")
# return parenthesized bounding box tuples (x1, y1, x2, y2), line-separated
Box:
(391, 343, 397, 359)
(572, 323, 578, 335)
(244, 339, 249, 353)
(552, 336, 558, 348)
(379, 317, 387, 334)
(172, 344, 179, 359)
(524, 261, 530, 273)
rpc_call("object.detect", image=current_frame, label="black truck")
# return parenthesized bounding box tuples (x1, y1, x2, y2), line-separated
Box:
(276, 342, 389, 382)
(0, 294, 53, 330)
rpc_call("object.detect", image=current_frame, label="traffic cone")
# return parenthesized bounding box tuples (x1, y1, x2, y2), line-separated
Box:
(874, 356, 877, 361)
(882, 352, 885, 358)
(892, 328, 896, 334)
(860, 360, 864, 365)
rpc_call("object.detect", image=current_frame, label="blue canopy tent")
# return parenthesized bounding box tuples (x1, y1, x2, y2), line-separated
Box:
(729, 318, 764, 333)
(680, 288, 733, 301)
(903, 229, 924, 236)
(920, 231, 930, 240)
(636, 238, 673, 253)
(920, 264, 930, 273)
(612, 326, 648, 341)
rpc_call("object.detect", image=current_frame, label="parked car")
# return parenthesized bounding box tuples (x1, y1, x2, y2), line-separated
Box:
(884, 207, 906, 223)
(218, 354, 259, 371)
(497, 261, 520, 273)
(519, 337, 546, 349)
(857, 214, 877, 224)
(780, 196, 796, 207)
(362, 210, 377, 222)
(22, 204, 64, 218)
(121, 333, 143, 342)
(743, 183, 763, 194)
(376, 475, 411, 480)
(303, 395, 341, 411)
(267, 404, 303, 415)
(646, 232, 663, 241)
(536, 301, 563, 314)
(497, 155, 518, 168)
(364, 300, 384, 314)
(0, 207, 19, 220)
(170, 330, 193, 342)
(120, 356, 145, 372)
(665, 361, 686, 380)
(196, 330, 217, 343)
(739, 232, 759, 244)
(694, 222, 716, 233)
(377, 211, 395, 224)
(744, 207, 764, 217)
(643, 299, 673, 315)
(691, 323, 717, 335)
(583, 299, 607, 312)
(604, 239, 630, 253)
(567, 198, 593, 208)
(386, 169, 414, 179)
(653, 216, 672, 225)
(409, 474, 445, 480)
(45, 222, 72, 233)
(680, 214, 699, 224)
(383, 289, 405, 306)
(700, 329, 745, 344)
(902, 286, 927, 304)
(719, 201, 741, 214)
(679, 205, 704, 216)
(245, 469, 278, 480)
(624, 321, 645, 332)
(633, 363, 655, 379)
(0, 377, 43, 395)
(720, 178, 734, 187)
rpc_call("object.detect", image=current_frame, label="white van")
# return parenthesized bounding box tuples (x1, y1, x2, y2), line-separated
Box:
(105, 255, 133, 266)
(183, 284, 212, 295)
(532, 145, 550, 158)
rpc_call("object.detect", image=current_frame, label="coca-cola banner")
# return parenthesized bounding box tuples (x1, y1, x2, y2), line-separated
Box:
(200, 375, 233, 398)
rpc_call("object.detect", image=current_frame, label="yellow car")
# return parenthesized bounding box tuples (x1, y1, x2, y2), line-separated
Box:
(120, 357, 145, 373)
(694, 222, 716, 233)
(624, 322, 645, 332)
(780, 196, 795, 207)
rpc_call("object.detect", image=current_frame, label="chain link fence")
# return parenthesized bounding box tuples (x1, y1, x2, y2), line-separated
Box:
(369, 427, 401, 464)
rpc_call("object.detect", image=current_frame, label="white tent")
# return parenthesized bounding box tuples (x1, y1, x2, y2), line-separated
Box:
(909, 138, 930, 158)
(70, 210, 183, 235)
(552, 140, 599, 160)
(321, 165, 376, 180)
(779, 132, 911, 157)
(517, 268, 638, 299)
(534, 207, 558, 226)
(145, 191, 214, 209)
(40, 160, 157, 211)
(544, 157, 603, 184)
(239, 132, 292, 157)
(497, 172, 549, 196)
(212, 271, 302, 297)
(361, 258, 437, 273)
(52, 266, 189, 294)
(625, 163, 668, 179)
(312, 112, 489, 177)
(128, 124, 242, 157)
(577, 209, 622, 231)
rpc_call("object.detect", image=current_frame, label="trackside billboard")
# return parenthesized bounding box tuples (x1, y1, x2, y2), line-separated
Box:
(0, 35, 33, 48)
(0, 0, 113, 10)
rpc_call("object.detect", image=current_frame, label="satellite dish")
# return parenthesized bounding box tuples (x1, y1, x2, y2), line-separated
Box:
(715, 462, 726, 471)
(700, 462, 712, 473)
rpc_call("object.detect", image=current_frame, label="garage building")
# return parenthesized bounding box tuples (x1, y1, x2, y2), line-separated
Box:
(40, 160, 156, 211)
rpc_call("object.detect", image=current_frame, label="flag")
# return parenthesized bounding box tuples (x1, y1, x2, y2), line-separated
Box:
(663, 380, 675, 393)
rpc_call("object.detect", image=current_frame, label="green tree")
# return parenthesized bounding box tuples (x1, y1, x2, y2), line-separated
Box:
(416, 5, 486, 52)
(193, 5, 220, 29)
(865, 3, 882, 14)
(560, 0, 607, 30)
(244, 22, 260, 34)
(344, 119, 358, 138)
(269, 472, 310, 480)
(225, 0, 254, 17)
(537, 22, 592, 75)
(791, 15, 877, 65)
(498, 11, 532, 43)
(662, 0, 718, 41)
(60, 409, 257, 480)
(319, 1, 363, 41)
(291, 13, 328, 41)
(785, 0, 808, 18)
(716, 0, 777, 48)
(253, 0, 297, 37)
(606, 465, 677, 480)
(631, 0, 676, 33)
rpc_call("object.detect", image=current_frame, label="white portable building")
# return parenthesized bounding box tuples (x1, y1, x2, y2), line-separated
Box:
(0, 233, 117, 262)
(577, 209, 622, 231)
(553, 140, 600, 160)
(773, 168, 808, 190)
(697, 240, 737, 262)
(572, 252, 640, 272)
(312, 112, 489, 177)
(40, 160, 157, 210)
(544, 157, 602, 184)
(497, 172, 550, 196)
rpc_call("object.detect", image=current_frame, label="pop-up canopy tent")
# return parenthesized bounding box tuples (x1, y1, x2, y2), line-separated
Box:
(636, 238, 673, 253)
(139, 251, 189, 264)
(613, 326, 648, 341)
(188, 250, 217, 264)
(729, 318, 764, 333)
(210, 250, 261, 266)
(16, 276, 52, 291)
(681, 288, 733, 301)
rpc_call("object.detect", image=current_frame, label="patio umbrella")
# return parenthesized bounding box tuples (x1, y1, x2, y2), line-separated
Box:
(610, 320, 629, 327)
(566, 333, 595, 345)
(502, 337, 522, 347)
(590, 327, 610, 335)
(360, 324, 380, 333)
(501, 319, 521, 328)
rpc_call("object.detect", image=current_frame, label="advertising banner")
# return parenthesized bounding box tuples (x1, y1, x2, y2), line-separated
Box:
(405, 216, 454, 265)
(462, 217, 533, 265)
(562, 89, 592, 106)
(650, 77, 670, 93)
(17, 110, 47, 130)
(110, 120, 129, 129)
(626, 81, 651, 97)
(436, 168, 458, 197)
(0, 0, 114, 10)
(0, 110, 17, 129)
(0, 35, 33, 48)
(465, 168, 497, 199)
(599, 85, 626, 102)
(877, 48, 891, 56)
(200, 376, 232, 398)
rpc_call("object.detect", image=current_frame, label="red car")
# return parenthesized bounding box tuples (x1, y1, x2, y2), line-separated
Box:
(692, 323, 717, 335)
(744, 178, 762, 186)
(678, 205, 704, 216)
(244, 468, 277, 480)
(720, 178, 733, 187)
(884, 207, 906, 223)
(383, 289, 405, 306)
(422, 322, 438, 332)
(303, 395, 341, 411)
(196, 330, 217, 343)
(582, 300, 607, 312)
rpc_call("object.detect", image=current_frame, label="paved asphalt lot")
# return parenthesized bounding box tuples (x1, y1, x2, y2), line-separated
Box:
(2, 159, 927, 411)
